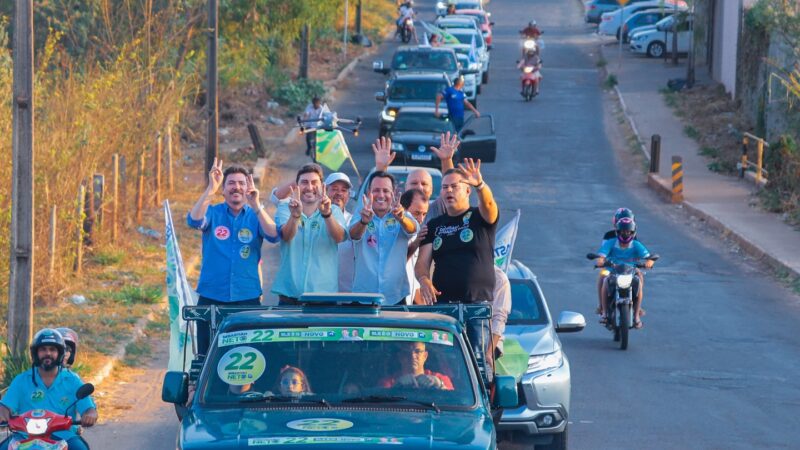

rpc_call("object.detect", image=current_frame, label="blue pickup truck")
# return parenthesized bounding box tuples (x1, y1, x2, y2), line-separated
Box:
(162, 294, 518, 449)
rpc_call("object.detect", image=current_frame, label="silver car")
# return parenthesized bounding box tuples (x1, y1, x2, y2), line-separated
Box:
(497, 260, 585, 450)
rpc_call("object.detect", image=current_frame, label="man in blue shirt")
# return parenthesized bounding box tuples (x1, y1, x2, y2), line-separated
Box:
(350, 171, 418, 304)
(188, 158, 280, 354)
(434, 76, 480, 131)
(272, 163, 347, 304)
(0, 329, 97, 450)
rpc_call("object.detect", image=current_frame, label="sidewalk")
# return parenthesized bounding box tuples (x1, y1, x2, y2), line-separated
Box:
(599, 41, 800, 282)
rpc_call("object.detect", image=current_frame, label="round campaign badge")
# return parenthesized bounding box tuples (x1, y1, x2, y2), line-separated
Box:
(463, 211, 472, 225)
(367, 235, 378, 248)
(238, 228, 253, 244)
(385, 218, 397, 230)
(30, 389, 45, 403)
(286, 418, 354, 432)
(239, 245, 251, 259)
(460, 228, 474, 243)
(367, 222, 377, 233)
(217, 346, 266, 386)
(433, 236, 443, 251)
(214, 226, 231, 240)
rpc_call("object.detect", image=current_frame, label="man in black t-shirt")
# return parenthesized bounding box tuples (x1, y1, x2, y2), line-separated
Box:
(415, 159, 498, 371)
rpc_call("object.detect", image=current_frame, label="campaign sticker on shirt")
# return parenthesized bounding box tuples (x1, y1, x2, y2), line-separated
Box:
(217, 346, 266, 386)
(238, 228, 254, 244)
(311, 221, 321, 231)
(30, 389, 45, 403)
(385, 218, 397, 231)
(433, 236, 443, 251)
(367, 222, 377, 233)
(240, 245, 251, 259)
(215, 226, 231, 240)
(286, 418, 354, 432)
(460, 228, 474, 243)
(463, 211, 472, 225)
(367, 234, 378, 248)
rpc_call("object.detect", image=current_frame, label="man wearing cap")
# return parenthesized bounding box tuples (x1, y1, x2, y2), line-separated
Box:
(349, 169, 418, 304)
(270, 172, 356, 292)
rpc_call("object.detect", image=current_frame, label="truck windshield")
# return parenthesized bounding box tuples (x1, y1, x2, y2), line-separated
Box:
(392, 113, 456, 134)
(389, 80, 448, 101)
(201, 326, 476, 409)
(392, 51, 458, 72)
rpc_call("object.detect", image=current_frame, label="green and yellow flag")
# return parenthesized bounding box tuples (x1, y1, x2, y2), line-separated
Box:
(315, 130, 349, 171)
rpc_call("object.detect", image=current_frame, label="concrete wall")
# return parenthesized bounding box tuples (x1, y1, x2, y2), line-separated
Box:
(711, 0, 742, 97)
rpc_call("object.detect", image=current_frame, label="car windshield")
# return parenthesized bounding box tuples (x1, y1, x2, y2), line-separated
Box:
(392, 51, 458, 71)
(389, 80, 448, 101)
(509, 280, 548, 324)
(449, 31, 483, 48)
(201, 325, 476, 408)
(393, 113, 456, 134)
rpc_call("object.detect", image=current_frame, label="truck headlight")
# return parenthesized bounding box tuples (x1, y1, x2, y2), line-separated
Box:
(527, 350, 563, 374)
(381, 109, 397, 122)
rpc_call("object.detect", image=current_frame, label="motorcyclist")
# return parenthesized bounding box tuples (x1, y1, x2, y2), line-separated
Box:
(595, 208, 639, 317)
(57, 327, 79, 370)
(520, 20, 542, 39)
(0, 329, 98, 450)
(516, 48, 542, 96)
(397, 1, 418, 43)
(594, 218, 654, 329)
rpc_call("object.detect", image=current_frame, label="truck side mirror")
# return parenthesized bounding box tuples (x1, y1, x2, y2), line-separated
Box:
(162, 371, 189, 404)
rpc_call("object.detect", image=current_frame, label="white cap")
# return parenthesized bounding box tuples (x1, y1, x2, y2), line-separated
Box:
(324, 172, 352, 188)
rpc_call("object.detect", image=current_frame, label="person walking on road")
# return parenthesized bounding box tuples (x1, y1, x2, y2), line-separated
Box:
(188, 159, 279, 355)
(435, 77, 479, 132)
(272, 163, 347, 304)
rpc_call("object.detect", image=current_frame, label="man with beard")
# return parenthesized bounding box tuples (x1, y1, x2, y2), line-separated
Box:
(0, 329, 97, 450)
(272, 163, 347, 303)
(188, 159, 280, 355)
(350, 171, 418, 304)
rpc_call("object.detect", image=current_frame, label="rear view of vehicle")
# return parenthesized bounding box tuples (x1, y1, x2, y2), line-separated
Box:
(376, 72, 451, 136)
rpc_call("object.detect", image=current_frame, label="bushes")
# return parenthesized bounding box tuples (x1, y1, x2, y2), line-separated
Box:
(763, 135, 800, 223)
(272, 78, 326, 112)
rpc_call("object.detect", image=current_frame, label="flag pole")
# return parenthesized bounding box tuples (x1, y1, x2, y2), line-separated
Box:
(504, 209, 521, 271)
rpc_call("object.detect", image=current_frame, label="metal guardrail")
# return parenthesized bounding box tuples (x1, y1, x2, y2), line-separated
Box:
(739, 132, 769, 185)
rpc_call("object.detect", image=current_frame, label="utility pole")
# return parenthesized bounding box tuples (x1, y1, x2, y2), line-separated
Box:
(206, 0, 219, 174)
(343, 0, 349, 61)
(299, 25, 310, 79)
(686, 0, 696, 87)
(9, 0, 35, 355)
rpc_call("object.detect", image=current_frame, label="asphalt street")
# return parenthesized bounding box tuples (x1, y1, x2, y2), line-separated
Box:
(92, 0, 800, 448)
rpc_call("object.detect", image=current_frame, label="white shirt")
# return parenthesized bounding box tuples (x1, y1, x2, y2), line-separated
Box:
(405, 245, 420, 305)
(302, 103, 330, 121)
(492, 265, 512, 353)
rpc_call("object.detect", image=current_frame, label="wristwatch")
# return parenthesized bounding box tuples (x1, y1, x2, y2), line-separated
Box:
(475, 181, 486, 191)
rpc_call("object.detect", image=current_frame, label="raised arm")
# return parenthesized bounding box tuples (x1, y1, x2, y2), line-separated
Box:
(458, 158, 498, 224)
(280, 187, 303, 242)
(349, 194, 374, 241)
(190, 158, 224, 222)
(430, 132, 459, 173)
(373, 136, 396, 171)
(246, 174, 278, 239)
(318, 189, 346, 243)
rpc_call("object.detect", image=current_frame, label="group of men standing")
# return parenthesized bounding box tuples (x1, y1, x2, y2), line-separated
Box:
(188, 132, 505, 362)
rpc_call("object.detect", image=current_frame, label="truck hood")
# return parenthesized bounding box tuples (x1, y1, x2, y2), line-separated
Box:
(180, 407, 494, 449)
(504, 324, 559, 356)
(385, 100, 438, 110)
(388, 131, 446, 147)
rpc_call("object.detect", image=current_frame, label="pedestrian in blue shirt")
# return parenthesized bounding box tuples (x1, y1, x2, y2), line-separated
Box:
(187, 158, 280, 355)
(0, 329, 97, 450)
(434, 76, 480, 131)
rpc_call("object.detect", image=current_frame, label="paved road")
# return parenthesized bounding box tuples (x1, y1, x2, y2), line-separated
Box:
(92, 0, 800, 448)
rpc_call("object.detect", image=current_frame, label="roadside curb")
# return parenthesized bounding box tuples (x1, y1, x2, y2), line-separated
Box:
(612, 76, 800, 283)
(87, 254, 201, 388)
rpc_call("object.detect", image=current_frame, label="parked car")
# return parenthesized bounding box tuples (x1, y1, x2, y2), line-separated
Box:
(584, 0, 652, 24)
(163, 294, 519, 449)
(497, 260, 586, 450)
(386, 107, 496, 167)
(444, 28, 490, 83)
(598, 0, 686, 39)
(627, 11, 682, 41)
(376, 71, 452, 137)
(630, 13, 692, 58)
(621, 8, 674, 43)
(455, 9, 494, 46)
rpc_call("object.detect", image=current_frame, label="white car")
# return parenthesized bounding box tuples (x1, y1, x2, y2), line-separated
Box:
(455, 52, 480, 104)
(436, 0, 484, 16)
(435, 16, 481, 33)
(630, 14, 692, 58)
(598, 0, 686, 39)
(444, 28, 490, 84)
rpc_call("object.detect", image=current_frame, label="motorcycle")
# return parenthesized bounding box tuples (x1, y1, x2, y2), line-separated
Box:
(520, 32, 544, 58)
(0, 383, 94, 449)
(520, 64, 542, 101)
(586, 253, 659, 350)
(401, 18, 414, 43)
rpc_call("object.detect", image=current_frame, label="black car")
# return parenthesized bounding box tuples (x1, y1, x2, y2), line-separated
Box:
(376, 71, 452, 137)
(373, 46, 476, 85)
(387, 106, 496, 168)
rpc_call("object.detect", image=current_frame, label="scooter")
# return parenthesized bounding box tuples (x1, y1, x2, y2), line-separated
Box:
(401, 18, 415, 43)
(520, 32, 544, 58)
(520, 64, 542, 101)
(587, 253, 659, 350)
(0, 383, 94, 449)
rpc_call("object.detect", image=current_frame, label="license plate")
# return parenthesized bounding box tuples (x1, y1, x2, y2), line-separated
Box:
(410, 154, 432, 161)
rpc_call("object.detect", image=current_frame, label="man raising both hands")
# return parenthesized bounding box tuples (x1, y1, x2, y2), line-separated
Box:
(272, 163, 347, 304)
(188, 158, 280, 355)
(350, 147, 419, 304)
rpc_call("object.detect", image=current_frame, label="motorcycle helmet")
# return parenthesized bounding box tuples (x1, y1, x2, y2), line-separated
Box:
(616, 217, 637, 244)
(57, 327, 79, 366)
(529, 20, 537, 27)
(30, 328, 66, 367)
(612, 207, 634, 226)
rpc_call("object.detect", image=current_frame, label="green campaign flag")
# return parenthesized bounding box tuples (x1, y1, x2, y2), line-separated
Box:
(315, 130, 349, 171)
(495, 338, 529, 381)
(164, 201, 196, 371)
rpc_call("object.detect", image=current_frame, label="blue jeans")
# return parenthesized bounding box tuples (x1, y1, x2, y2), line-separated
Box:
(0, 435, 89, 449)
(196, 296, 261, 355)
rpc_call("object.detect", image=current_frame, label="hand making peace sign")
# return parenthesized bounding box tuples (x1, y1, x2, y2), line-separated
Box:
(391, 187, 405, 221)
(245, 174, 260, 209)
(360, 194, 375, 224)
(316, 187, 333, 217)
(207, 158, 224, 193)
(288, 186, 302, 217)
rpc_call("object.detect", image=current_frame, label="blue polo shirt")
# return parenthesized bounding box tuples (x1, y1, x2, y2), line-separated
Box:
(350, 211, 418, 304)
(187, 203, 279, 302)
(441, 86, 466, 119)
(598, 239, 651, 265)
(0, 368, 96, 441)
(271, 203, 347, 298)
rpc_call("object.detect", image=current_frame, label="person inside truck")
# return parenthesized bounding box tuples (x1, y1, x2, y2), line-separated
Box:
(380, 342, 454, 390)
(275, 365, 313, 397)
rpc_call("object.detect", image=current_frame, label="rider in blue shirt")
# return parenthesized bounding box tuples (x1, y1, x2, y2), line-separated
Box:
(0, 329, 97, 450)
(595, 218, 654, 328)
(188, 159, 280, 354)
